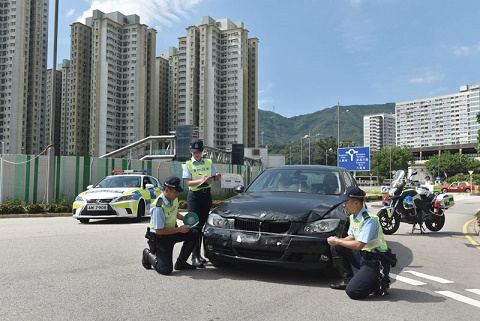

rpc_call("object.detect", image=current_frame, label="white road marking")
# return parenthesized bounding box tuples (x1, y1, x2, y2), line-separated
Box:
(436, 291, 480, 308)
(404, 270, 454, 283)
(390, 273, 427, 285)
(466, 289, 480, 295)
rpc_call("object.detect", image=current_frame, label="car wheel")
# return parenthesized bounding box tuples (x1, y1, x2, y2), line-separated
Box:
(79, 218, 89, 224)
(441, 188, 448, 193)
(135, 201, 145, 222)
(465, 188, 471, 193)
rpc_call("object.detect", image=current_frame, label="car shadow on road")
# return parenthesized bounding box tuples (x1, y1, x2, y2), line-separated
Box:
(180, 263, 334, 288)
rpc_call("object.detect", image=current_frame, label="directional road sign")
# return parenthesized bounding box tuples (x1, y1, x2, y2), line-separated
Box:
(337, 147, 370, 171)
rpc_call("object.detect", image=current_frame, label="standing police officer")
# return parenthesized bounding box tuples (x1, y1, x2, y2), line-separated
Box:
(182, 139, 221, 268)
(142, 176, 199, 275)
(327, 186, 393, 299)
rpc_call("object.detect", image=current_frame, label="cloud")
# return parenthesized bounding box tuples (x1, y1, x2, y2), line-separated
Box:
(76, 0, 203, 28)
(453, 44, 480, 56)
(408, 71, 443, 84)
(66, 9, 75, 18)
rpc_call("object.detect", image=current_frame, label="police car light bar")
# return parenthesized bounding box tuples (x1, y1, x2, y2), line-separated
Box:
(111, 169, 149, 175)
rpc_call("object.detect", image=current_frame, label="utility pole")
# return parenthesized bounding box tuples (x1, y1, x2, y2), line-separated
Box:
(46, 0, 59, 203)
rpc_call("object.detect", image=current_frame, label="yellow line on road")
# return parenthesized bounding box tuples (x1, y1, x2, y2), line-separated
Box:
(463, 218, 480, 250)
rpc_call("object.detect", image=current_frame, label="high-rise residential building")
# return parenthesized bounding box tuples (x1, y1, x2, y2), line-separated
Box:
(396, 85, 480, 149)
(57, 60, 71, 155)
(70, 10, 157, 157)
(171, 16, 259, 150)
(46, 68, 62, 155)
(363, 113, 396, 151)
(0, 0, 49, 155)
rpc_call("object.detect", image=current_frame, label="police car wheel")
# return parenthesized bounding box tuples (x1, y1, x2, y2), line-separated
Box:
(135, 201, 145, 222)
(79, 218, 89, 224)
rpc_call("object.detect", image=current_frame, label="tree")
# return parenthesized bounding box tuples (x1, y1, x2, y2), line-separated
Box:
(424, 151, 480, 181)
(370, 146, 414, 181)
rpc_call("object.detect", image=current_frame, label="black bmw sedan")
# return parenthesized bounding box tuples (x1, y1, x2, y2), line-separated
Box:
(203, 165, 358, 270)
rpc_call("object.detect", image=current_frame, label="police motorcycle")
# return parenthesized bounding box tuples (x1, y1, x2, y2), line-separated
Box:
(377, 170, 454, 234)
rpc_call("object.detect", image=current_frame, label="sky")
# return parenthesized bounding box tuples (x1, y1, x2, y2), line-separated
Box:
(48, 0, 480, 118)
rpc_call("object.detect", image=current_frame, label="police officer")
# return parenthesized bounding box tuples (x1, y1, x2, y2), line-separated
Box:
(142, 176, 199, 275)
(327, 186, 392, 299)
(182, 138, 221, 268)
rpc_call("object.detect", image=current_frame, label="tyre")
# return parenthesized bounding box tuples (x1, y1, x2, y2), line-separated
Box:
(425, 211, 445, 232)
(79, 218, 89, 224)
(465, 188, 471, 193)
(442, 188, 448, 193)
(135, 201, 145, 222)
(377, 209, 400, 235)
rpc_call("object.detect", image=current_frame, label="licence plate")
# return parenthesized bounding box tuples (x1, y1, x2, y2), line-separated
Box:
(87, 204, 108, 211)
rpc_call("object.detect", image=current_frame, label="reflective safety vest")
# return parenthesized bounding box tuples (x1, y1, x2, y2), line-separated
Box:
(150, 195, 179, 229)
(185, 159, 213, 191)
(350, 211, 388, 252)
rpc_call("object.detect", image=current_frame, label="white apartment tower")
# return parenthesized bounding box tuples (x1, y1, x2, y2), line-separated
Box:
(173, 16, 259, 150)
(0, 0, 49, 154)
(396, 85, 480, 148)
(363, 113, 396, 150)
(74, 10, 157, 156)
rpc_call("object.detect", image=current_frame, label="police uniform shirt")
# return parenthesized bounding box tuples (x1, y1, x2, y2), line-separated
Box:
(347, 207, 380, 245)
(150, 194, 173, 230)
(182, 156, 219, 179)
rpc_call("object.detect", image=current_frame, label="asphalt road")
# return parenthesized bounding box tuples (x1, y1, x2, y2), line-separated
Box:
(1, 195, 480, 321)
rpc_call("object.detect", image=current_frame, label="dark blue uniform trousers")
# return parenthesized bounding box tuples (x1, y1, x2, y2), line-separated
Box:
(154, 229, 199, 275)
(331, 245, 387, 300)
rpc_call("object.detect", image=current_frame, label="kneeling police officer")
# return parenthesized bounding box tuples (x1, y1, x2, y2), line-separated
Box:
(142, 176, 199, 275)
(327, 186, 396, 299)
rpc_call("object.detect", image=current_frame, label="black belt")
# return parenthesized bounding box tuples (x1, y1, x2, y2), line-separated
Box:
(193, 187, 211, 193)
(360, 251, 379, 260)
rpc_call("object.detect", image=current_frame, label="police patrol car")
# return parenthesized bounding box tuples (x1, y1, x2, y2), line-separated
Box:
(72, 170, 162, 224)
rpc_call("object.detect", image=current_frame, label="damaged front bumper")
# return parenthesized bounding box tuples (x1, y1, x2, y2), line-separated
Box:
(203, 225, 334, 270)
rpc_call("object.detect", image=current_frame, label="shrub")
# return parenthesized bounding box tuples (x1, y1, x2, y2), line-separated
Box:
(25, 203, 47, 214)
(0, 201, 26, 214)
(212, 199, 223, 209)
(48, 202, 72, 213)
(178, 199, 187, 209)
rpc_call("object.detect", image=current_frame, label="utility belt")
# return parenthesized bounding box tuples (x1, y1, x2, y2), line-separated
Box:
(192, 187, 211, 194)
(360, 248, 397, 267)
(145, 227, 178, 253)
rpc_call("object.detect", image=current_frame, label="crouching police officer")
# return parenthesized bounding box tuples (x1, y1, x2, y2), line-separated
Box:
(142, 176, 199, 275)
(327, 186, 396, 299)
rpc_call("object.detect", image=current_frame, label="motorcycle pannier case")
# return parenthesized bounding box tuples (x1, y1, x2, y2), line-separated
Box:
(436, 193, 455, 208)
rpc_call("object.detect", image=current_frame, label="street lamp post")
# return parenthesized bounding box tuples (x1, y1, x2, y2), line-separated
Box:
(325, 148, 333, 165)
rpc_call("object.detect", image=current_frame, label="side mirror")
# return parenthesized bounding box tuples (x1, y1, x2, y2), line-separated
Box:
(233, 185, 245, 194)
(145, 183, 154, 189)
(87, 185, 93, 190)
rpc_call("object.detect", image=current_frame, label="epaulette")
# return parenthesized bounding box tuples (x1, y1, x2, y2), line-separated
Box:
(362, 211, 371, 220)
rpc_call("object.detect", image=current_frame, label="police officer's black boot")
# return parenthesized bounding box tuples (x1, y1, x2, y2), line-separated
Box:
(330, 257, 353, 290)
(144, 249, 158, 271)
(191, 240, 206, 268)
(174, 241, 197, 270)
(142, 248, 152, 269)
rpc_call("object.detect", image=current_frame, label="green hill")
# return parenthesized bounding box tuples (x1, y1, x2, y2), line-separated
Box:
(259, 103, 395, 146)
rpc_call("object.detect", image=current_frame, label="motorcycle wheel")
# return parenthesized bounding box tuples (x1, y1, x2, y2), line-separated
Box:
(377, 209, 400, 235)
(425, 210, 445, 232)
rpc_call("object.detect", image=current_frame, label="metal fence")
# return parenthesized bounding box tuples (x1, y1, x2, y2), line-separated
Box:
(0, 154, 264, 204)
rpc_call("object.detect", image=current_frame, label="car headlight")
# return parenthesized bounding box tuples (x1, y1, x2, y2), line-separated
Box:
(75, 195, 85, 202)
(207, 213, 229, 228)
(115, 194, 136, 202)
(302, 218, 340, 234)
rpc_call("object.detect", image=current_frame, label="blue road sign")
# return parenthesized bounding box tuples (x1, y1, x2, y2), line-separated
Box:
(337, 147, 370, 171)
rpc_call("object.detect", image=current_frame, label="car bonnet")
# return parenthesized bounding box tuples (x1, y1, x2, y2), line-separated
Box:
(212, 193, 345, 222)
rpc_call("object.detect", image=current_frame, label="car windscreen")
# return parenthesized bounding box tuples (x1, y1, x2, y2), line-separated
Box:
(247, 169, 342, 195)
(94, 176, 141, 188)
